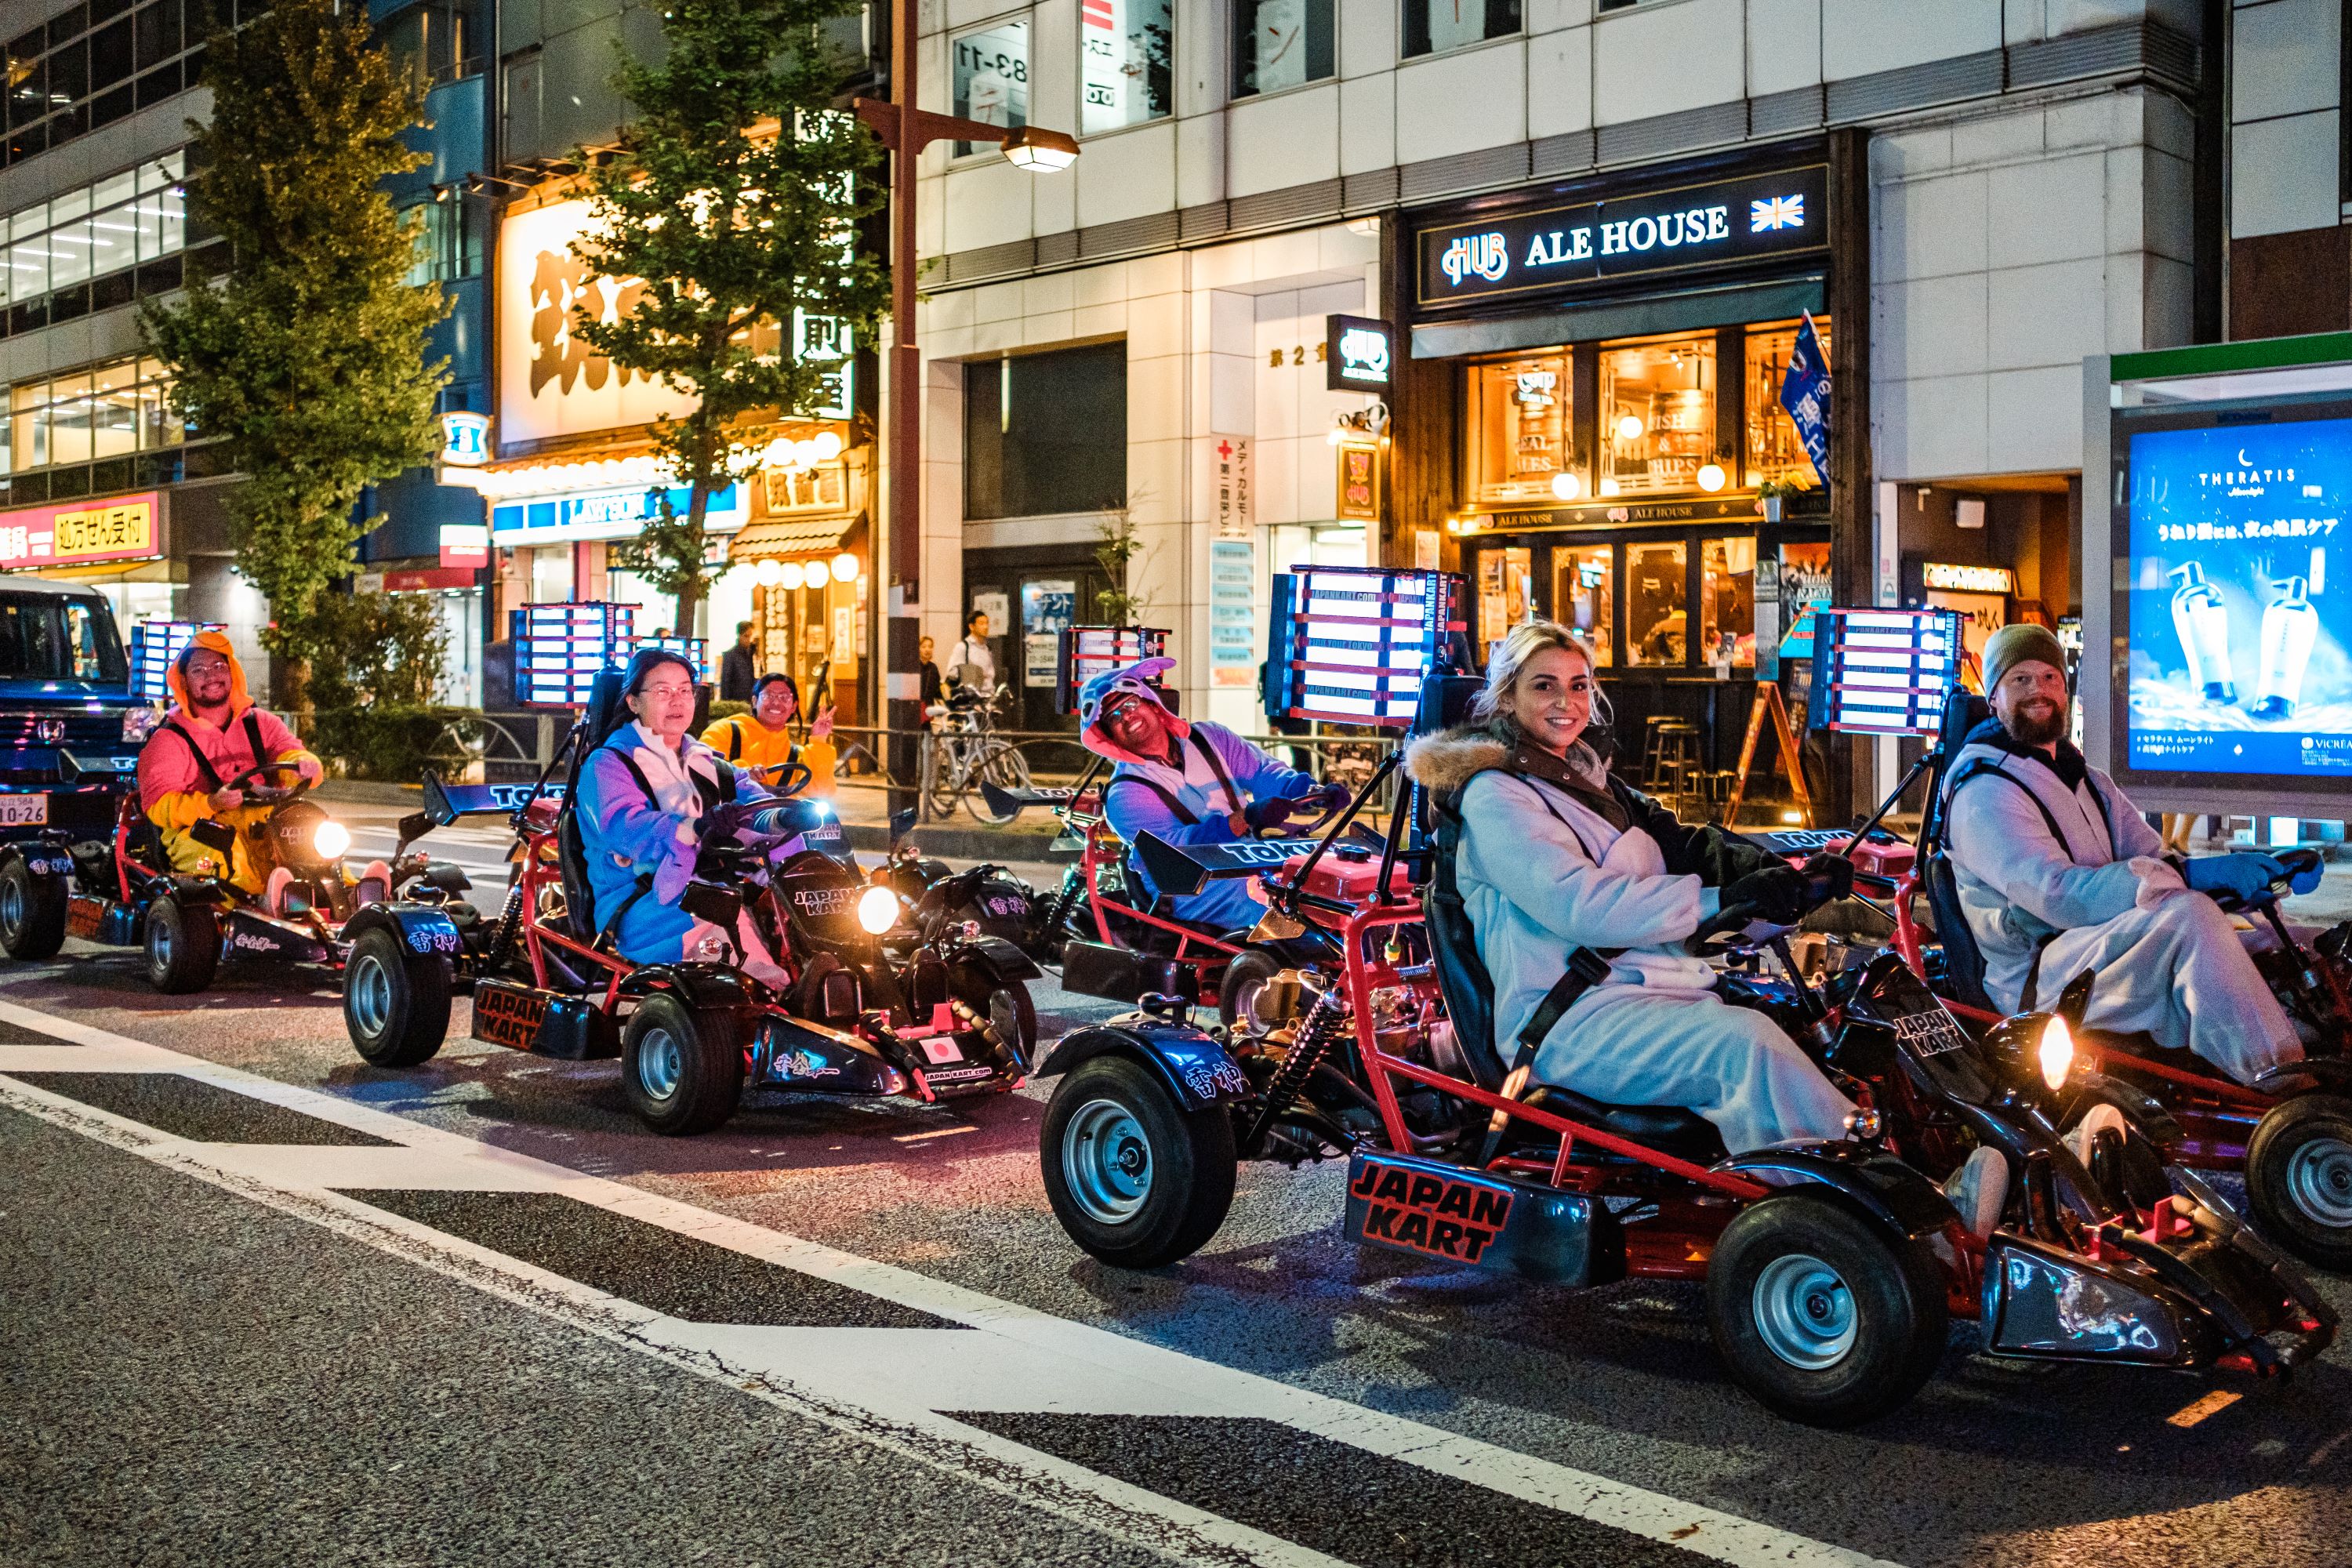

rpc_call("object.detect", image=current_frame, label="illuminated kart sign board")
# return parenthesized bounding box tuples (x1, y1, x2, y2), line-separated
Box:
(1416, 164, 1829, 308)
(1056, 625, 1170, 715)
(1803, 606, 1964, 736)
(1266, 566, 1465, 729)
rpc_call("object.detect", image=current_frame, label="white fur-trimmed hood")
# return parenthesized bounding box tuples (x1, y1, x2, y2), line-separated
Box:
(1403, 727, 1510, 794)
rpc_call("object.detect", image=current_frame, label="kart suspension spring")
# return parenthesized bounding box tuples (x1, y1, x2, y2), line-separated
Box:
(487, 881, 524, 965)
(1240, 985, 1349, 1153)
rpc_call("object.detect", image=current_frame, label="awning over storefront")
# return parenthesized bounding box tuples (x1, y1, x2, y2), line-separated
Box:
(1410, 275, 1826, 360)
(728, 511, 862, 560)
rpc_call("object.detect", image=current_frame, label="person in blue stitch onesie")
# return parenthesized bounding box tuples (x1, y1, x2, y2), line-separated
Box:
(573, 648, 791, 985)
(1077, 656, 1348, 934)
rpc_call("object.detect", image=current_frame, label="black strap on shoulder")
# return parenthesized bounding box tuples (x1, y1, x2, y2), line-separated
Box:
(1105, 773, 1199, 826)
(722, 721, 742, 761)
(605, 745, 658, 806)
(1947, 755, 2102, 862)
(241, 711, 269, 779)
(158, 718, 221, 793)
(1188, 728, 1243, 815)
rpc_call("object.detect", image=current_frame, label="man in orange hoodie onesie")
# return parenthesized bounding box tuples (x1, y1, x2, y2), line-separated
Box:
(135, 631, 322, 895)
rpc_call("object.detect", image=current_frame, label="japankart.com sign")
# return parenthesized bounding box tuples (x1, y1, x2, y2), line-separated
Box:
(0, 492, 163, 571)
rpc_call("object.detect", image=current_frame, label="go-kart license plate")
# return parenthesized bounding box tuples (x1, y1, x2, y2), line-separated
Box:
(0, 794, 49, 826)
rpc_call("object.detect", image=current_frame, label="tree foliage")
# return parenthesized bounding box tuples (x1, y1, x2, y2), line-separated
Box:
(574, 0, 888, 633)
(141, 0, 448, 687)
(296, 590, 454, 711)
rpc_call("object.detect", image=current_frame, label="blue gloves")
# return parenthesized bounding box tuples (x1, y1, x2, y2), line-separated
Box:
(2289, 857, 2327, 896)
(2183, 853, 2286, 902)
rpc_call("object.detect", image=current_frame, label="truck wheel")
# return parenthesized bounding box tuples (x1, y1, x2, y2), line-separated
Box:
(143, 895, 219, 995)
(1040, 1054, 1236, 1269)
(1218, 950, 1287, 1035)
(0, 856, 66, 960)
(1707, 1193, 1949, 1427)
(2247, 1093, 2352, 1272)
(344, 927, 451, 1069)
(622, 992, 743, 1136)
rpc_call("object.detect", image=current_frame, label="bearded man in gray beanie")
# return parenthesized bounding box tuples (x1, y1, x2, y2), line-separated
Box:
(1940, 622, 2312, 1083)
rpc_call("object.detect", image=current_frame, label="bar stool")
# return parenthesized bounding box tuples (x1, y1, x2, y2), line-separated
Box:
(1639, 718, 1702, 810)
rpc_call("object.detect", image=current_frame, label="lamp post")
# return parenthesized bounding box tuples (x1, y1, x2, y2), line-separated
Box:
(852, 65, 1076, 818)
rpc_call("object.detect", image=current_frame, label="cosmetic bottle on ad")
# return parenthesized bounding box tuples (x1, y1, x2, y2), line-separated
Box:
(2170, 562, 2236, 703)
(2252, 575, 2318, 720)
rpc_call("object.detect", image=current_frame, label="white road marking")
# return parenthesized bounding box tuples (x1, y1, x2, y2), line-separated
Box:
(0, 997, 1902, 1568)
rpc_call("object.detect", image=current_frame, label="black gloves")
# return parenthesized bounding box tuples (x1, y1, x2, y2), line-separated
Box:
(699, 800, 751, 844)
(1315, 780, 1352, 812)
(700, 802, 795, 844)
(1720, 862, 1813, 925)
(1798, 852, 1853, 906)
(1241, 795, 1296, 833)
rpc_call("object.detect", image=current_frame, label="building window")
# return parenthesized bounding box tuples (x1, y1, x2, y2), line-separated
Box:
(1402, 0, 1520, 60)
(1700, 535, 1755, 669)
(951, 19, 1029, 158)
(1234, 0, 1333, 96)
(1599, 331, 1715, 498)
(2, 153, 187, 331)
(5, 356, 179, 477)
(381, 0, 481, 88)
(3, 0, 214, 170)
(1080, 0, 1171, 134)
(1553, 543, 1612, 667)
(401, 193, 481, 285)
(964, 343, 1127, 521)
(1625, 540, 1686, 666)
(1744, 316, 1831, 489)
(1465, 350, 1570, 506)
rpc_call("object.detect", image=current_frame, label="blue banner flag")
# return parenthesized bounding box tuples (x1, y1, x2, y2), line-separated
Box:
(1779, 312, 1831, 488)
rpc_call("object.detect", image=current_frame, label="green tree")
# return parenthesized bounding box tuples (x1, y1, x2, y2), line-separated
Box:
(572, 0, 887, 636)
(296, 590, 454, 711)
(141, 0, 448, 702)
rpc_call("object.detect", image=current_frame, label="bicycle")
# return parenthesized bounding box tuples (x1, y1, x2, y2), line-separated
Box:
(921, 686, 1032, 824)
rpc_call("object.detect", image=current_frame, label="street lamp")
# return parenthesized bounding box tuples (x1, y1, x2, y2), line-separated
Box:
(851, 83, 1077, 816)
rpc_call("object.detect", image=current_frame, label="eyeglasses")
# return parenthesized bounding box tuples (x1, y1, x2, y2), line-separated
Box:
(639, 683, 698, 700)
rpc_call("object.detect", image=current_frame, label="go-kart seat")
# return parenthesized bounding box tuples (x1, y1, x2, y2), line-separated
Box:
(1417, 707, 1721, 1157)
(1918, 688, 1997, 1012)
(553, 667, 633, 942)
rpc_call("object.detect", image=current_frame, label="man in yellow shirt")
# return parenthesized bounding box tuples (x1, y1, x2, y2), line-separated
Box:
(701, 673, 835, 796)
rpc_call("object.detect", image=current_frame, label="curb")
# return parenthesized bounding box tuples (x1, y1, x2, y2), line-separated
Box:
(314, 779, 425, 806)
(844, 820, 1069, 862)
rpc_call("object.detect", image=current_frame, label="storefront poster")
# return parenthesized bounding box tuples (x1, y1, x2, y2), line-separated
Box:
(1210, 539, 1255, 686)
(1777, 543, 1832, 660)
(1336, 444, 1379, 521)
(495, 199, 698, 445)
(2125, 416, 2352, 776)
(1021, 579, 1076, 688)
(1476, 547, 1533, 658)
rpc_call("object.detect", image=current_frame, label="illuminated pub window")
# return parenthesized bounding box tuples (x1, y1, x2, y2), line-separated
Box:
(1625, 540, 1686, 666)
(1745, 317, 1831, 488)
(1465, 350, 1570, 506)
(1700, 535, 1756, 668)
(1599, 332, 1715, 498)
(1553, 543, 1612, 666)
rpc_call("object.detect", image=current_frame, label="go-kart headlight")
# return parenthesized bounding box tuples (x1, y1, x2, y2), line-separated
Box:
(312, 820, 350, 860)
(856, 884, 900, 935)
(2038, 1013, 2075, 1093)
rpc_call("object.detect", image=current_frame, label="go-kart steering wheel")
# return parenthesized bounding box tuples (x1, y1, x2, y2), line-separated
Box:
(214, 758, 312, 804)
(2212, 846, 2325, 913)
(1243, 789, 1352, 842)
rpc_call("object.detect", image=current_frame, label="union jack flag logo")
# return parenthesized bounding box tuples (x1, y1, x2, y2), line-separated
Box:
(1750, 194, 1804, 232)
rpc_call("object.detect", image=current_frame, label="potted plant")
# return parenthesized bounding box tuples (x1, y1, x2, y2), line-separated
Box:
(1756, 477, 1798, 523)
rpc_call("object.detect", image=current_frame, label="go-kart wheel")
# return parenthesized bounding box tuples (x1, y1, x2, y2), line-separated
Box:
(343, 927, 450, 1069)
(143, 895, 220, 994)
(1218, 949, 1287, 1036)
(1040, 1054, 1236, 1269)
(622, 992, 744, 1136)
(2246, 1092, 2352, 1272)
(0, 855, 67, 960)
(1706, 1193, 1948, 1427)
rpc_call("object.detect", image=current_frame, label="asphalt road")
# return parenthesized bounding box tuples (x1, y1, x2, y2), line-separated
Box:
(4, 808, 2351, 1566)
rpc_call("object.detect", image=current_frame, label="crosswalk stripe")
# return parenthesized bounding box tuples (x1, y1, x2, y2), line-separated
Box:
(0, 996, 1902, 1568)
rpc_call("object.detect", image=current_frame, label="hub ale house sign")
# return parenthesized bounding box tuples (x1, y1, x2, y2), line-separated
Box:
(1417, 164, 1830, 308)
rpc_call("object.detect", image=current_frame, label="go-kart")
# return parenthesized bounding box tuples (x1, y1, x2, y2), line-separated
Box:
(342, 673, 1037, 1136)
(980, 764, 1357, 1029)
(61, 760, 468, 994)
(1033, 681, 2335, 1427)
(1798, 687, 2352, 1273)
